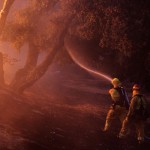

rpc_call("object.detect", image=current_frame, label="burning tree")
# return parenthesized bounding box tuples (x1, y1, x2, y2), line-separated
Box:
(0, 0, 15, 87)
(0, 0, 150, 93)
(0, 0, 77, 93)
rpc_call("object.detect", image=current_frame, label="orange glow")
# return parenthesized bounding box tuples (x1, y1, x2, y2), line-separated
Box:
(67, 48, 112, 82)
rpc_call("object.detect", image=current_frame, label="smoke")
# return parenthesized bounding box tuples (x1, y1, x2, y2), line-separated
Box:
(65, 39, 112, 82)
(68, 50, 112, 82)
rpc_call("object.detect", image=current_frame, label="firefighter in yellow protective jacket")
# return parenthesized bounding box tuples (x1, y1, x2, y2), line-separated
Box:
(119, 84, 149, 144)
(103, 78, 129, 132)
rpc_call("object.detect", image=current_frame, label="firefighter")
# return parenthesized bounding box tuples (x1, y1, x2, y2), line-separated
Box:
(119, 84, 149, 144)
(103, 78, 129, 132)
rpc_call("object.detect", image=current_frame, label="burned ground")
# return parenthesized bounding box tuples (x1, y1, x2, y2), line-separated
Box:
(0, 64, 150, 150)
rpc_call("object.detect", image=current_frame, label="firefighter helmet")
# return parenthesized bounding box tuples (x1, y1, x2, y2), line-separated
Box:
(112, 78, 121, 85)
(133, 84, 140, 90)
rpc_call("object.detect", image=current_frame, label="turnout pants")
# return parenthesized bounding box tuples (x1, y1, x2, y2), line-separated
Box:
(119, 117, 145, 141)
(104, 105, 127, 131)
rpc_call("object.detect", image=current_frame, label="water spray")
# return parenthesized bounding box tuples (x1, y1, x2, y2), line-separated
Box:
(66, 45, 112, 82)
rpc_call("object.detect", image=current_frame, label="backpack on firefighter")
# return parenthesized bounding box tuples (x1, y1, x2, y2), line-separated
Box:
(112, 87, 130, 110)
(133, 95, 149, 121)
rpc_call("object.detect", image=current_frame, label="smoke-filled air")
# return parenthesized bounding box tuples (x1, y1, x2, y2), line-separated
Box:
(0, 0, 150, 150)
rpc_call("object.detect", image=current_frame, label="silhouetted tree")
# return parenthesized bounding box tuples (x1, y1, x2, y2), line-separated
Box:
(1, 0, 150, 93)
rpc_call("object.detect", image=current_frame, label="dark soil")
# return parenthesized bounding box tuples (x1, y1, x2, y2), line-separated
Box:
(0, 64, 149, 150)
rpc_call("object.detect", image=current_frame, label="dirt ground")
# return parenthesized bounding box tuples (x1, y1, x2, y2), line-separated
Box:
(0, 64, 150, 150)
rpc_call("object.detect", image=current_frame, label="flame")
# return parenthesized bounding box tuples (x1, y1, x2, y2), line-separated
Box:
(67, 48, 112, 82)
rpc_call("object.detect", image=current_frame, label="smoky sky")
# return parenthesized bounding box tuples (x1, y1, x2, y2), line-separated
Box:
(0, 0, 30, 83)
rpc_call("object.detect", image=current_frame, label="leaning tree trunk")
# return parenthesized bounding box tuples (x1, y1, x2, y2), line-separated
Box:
(17, 45, 61, 93)
(16, 18, 73, 93)
(0, 0, 15, 87)
(0, 52, 4, 87)
(10, 41, 39, 90)
(0, 0, 15, 35)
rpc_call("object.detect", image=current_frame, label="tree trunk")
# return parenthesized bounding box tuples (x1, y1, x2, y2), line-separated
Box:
(17, 46, 60, 93)
(0, 52, 5, 87)
(10, 41, 39, 90)
(0, 0, 15, 35)
(16, 18, 73, 93)
(0, 0, 15, 88)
